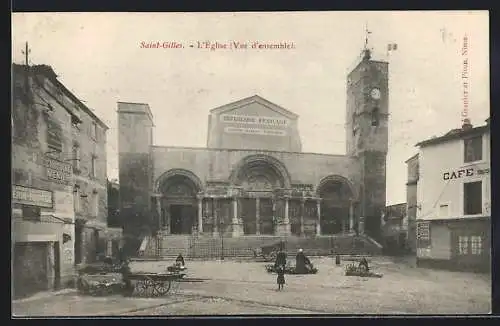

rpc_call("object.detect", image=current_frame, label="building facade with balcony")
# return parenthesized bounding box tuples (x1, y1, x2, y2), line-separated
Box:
(414, 119, 490, 272)
(11, 63, 119, 298)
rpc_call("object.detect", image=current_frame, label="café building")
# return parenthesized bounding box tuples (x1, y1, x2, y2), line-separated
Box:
(414, 118, 491, 272)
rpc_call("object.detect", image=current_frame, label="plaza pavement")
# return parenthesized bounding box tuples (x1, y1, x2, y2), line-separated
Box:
(12, 256, 491, 316)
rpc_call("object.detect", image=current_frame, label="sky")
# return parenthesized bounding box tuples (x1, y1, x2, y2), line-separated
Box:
(12, 11, 490, 205)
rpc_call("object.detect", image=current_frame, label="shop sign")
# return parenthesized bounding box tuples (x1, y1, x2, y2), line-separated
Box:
(12, 185, 53, 208)
(416, 221, 430, 240)
(33, 153, 72, 184)
(443, 167, 490, 180)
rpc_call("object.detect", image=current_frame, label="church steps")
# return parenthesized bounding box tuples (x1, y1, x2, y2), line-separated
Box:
(142, 233, 382, 259)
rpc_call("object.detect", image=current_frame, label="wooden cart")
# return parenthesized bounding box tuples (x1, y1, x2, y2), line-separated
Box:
(128, 272, 186, 297)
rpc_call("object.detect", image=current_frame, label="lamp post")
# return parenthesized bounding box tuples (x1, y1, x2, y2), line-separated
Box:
(220, 219, 225, 261)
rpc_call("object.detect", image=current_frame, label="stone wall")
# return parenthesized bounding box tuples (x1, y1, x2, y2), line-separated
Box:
(152, 146, 360, 193)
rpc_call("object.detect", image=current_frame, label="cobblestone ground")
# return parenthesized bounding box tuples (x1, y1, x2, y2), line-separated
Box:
(128, 256, 491, 314)
(123, 297, 318, 315)
(12, 256, 491, 316)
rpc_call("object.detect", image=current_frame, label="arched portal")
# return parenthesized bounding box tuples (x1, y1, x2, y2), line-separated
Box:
(156, 170, 202, 235)
(317, 176, 355, 235)
(230, 154, 291, 189)
(231, 155, 291, 235)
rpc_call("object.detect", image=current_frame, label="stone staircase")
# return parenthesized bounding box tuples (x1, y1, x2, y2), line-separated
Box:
(141, 233, 383, 259)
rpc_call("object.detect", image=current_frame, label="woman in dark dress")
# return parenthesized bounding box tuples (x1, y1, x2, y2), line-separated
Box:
(274, 244, 287, 269)
(176, 253, 185, 267)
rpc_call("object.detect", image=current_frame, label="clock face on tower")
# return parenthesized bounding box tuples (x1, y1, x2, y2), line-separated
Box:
(370, 88, 381, 100)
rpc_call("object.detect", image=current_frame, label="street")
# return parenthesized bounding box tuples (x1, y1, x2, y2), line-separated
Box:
(13, 256, 491, 316)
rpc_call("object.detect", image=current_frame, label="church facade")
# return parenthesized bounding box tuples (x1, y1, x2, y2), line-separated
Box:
(118, 50, 389, 243)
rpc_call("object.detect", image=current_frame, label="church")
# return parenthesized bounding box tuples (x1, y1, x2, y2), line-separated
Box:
(118, 49, 389, 253)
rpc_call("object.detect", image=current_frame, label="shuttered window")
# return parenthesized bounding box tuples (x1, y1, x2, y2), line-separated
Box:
(47, 118, 62, 153)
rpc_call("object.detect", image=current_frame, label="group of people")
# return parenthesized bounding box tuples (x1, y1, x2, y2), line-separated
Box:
(274, 245, 314, 291)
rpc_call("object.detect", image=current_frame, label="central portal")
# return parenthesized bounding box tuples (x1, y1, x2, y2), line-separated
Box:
(157, 171, 201, 235)
(170, 205, 195, 234)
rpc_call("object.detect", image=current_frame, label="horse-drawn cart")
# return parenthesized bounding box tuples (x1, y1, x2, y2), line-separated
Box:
(128, 271, 186, 297)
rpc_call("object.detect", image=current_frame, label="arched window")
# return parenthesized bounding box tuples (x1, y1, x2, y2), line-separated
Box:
(371, 107, 380, 127)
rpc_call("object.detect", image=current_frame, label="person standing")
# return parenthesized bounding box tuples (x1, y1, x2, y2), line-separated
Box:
(295, 249, 312, 274)
(274, 242, 287, 269)
(276, 264, 285, 291)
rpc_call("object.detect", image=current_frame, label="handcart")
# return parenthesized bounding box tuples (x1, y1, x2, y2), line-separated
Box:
(127, 272, 186, 297)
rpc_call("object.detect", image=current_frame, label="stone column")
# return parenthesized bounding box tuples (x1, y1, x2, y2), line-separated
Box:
(255, 197, 261, 235)
(164, 204, 171, 235)
(316, 199, 321, 236)
(272, 198, 277, 235)
(231, 197, 242, 237)
(359, 216, 365, 235)
(212, 198, 219, 236)
(232, 197, 238, 222)
(300, 198, 306, 236)
(284, 197, 289, 223)
(282, 197, 291, 236)
(156, 196, 162, 230)
(197, 195, 203, 235)
(349, 201, 354, 233)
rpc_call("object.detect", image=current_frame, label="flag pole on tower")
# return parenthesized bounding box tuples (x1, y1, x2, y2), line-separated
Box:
(21, 42, 32, 95)
(363, 23, 372, 60)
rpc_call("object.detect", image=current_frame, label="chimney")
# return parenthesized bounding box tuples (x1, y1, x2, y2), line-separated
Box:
(462, 118, 473, 130)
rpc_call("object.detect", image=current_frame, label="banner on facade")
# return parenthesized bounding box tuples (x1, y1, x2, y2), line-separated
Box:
(224, 127, 287, 137)
(32, 153, 73, 184)
(12, 185, 53, 208)
(416, 221, 430, 248)
(220, 114, 289, 127)
(416, 221, 430, 240)
(221, 114, 289, 137)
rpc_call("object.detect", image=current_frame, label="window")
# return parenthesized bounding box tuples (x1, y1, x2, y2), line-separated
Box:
(46, 118, 63, 153)
(371, 107, 380, 127)
(464, 181, 482, 215)
(22, 206, 41, 221)
(71, 115, 81, 129)
(470, 236, 483, 255)
(439, 204, 449, 217)
(91, 155, 97, 178)
(72, 144, 81, 172)
(464, 136, 482, 162)
(73, 186, 81, 213)
(458, 236, 469, 255)
(13, 169, 29, 185)
(91, 122, 98, 141)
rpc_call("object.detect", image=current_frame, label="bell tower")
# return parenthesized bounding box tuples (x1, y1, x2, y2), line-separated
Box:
(345, 46, 389, 239)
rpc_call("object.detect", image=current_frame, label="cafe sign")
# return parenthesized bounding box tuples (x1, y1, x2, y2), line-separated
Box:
(443, 167, 490, 180)
(12, 185, 53, 208)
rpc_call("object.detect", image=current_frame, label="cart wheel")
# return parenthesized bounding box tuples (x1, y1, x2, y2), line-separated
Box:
(136, 279, 151, 297)
(155, 280, 172, 296)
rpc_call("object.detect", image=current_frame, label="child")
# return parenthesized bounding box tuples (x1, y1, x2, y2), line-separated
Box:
(276, 264, 285, 291)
